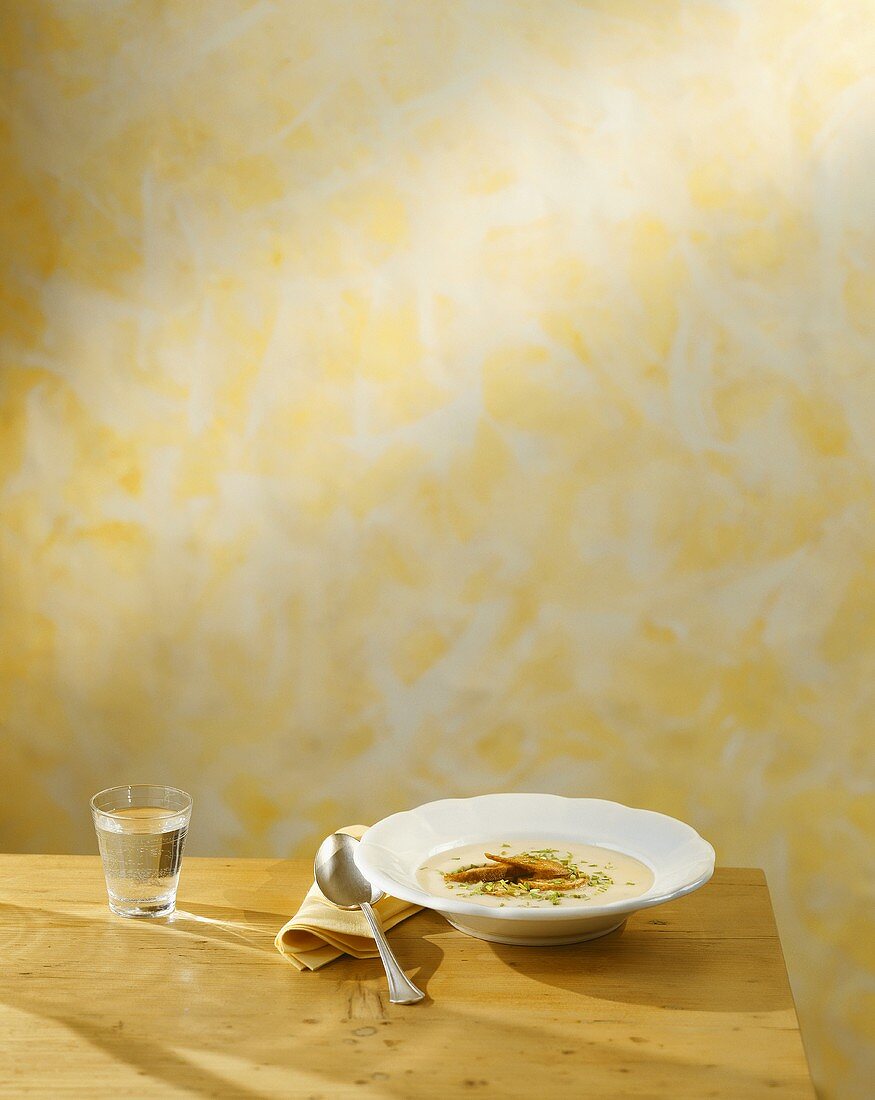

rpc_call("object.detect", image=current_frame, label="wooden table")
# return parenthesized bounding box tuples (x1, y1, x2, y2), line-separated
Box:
(0, 856, 814, 1098)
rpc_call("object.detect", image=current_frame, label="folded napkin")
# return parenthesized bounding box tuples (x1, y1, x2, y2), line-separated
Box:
(275, 824, 422, 971)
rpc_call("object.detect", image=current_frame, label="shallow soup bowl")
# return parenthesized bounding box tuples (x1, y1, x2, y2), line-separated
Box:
(355, 794, 716, 946)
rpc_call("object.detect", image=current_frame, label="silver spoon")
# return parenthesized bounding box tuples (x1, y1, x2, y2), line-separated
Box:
(314, 832, 425, 1005)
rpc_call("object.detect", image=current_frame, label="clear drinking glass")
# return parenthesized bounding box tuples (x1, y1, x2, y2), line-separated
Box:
(91, 784, 192, 918)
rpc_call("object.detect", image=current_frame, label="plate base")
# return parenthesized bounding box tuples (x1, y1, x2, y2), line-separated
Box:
(444, 916, 627, 946)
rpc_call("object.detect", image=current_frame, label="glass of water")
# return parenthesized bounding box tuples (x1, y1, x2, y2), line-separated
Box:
(91, 785, 192, 918)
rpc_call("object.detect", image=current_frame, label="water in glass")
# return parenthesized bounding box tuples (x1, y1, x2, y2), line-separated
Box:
(91, 786, 191, 917)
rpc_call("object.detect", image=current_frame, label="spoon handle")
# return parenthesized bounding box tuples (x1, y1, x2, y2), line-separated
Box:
(360, 902, 425, 1004)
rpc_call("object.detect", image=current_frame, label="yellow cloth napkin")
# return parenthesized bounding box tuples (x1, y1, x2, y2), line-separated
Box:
(275, 824, 422, 971)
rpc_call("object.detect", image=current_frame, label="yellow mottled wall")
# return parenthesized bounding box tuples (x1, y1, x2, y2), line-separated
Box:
(1, 0, 874, 1093)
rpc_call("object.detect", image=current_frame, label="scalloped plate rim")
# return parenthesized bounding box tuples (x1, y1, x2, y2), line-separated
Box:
(355, 792, 716, 922)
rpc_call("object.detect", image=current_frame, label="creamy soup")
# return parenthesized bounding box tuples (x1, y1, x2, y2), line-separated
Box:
(416, 840, 654, 908)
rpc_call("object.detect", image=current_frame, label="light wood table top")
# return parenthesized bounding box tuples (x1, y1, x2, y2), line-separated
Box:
(0, 855, 813, 1098)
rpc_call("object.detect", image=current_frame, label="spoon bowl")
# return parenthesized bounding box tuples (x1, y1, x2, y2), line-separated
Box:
(314, 832, 384, 909)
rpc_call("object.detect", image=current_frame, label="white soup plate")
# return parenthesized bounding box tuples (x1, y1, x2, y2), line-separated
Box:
(355, 793, 716, 946)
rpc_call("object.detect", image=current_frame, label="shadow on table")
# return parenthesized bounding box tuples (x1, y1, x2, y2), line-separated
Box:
(0, 901, 266, 1099)
(0, 898, 446, 1098)
(297, 905, 447, 1001)
(0, 900, 803, 1098)
(486, 916, 793, 1014)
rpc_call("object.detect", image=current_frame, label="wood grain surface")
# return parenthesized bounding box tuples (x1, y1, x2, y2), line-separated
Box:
(0, 856, 813, 1098)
